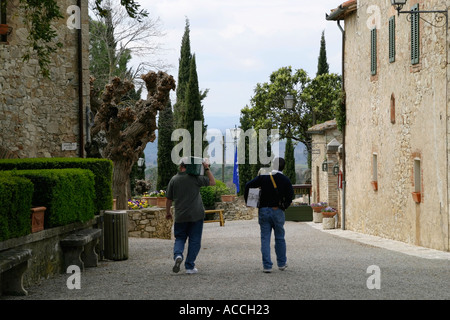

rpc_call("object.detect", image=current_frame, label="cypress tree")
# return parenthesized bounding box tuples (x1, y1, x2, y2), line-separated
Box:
(183, 54, 208, 157)
(157, 100, 177, 190)
(284, 137, 296, 184)
(317, 30, 329, 76)
(173, 18, 192, 129)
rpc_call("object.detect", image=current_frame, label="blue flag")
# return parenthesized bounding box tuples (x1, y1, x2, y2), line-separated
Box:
(233, 145, 240, 193)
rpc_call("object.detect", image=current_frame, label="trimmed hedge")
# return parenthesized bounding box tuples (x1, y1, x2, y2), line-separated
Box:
(0, 158, 113, 213)
(7, 169, 96, 228)
(0, 175, 34, 241)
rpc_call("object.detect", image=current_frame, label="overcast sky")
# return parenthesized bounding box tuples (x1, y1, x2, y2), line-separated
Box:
(135, 0, 344, 133)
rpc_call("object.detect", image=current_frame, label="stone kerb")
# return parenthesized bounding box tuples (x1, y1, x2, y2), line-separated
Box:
(128, 207, 172, 240)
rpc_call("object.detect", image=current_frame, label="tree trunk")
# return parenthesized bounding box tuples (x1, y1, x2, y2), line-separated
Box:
(113, 160, 132, 210)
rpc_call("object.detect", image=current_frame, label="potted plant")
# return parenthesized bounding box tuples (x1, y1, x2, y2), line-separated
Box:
(156, 190, 167, 207)
(321, 206, 337, 218)
(31, 207, 46, 233)
(221, 195, 235, 202)
(311, 202, 327, 213)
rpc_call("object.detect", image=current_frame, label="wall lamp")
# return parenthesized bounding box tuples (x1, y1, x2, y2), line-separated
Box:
(391, 0, 447, 26)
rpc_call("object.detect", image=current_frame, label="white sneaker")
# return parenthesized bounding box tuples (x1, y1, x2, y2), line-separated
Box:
(278, 264, 288, 271)
(186, 268, 198, 274)
(263, 268, 272, 273)
(173, 256, 183, 273)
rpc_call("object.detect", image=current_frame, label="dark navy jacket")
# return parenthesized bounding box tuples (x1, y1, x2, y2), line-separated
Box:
(244, 171, 294, 209)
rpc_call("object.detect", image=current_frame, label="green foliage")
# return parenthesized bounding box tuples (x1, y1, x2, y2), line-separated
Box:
(183, 55, 208, 155)
(157, 101, 177, 190)
(19, 0, 64, 78)
(9, 169, 95, 228)
(173, 18, 192, 129)
(93, 0, 148, 22)
(0, 175, 33, 241)
(200, 186, 215, 208)
(200, 180, 231, 208)
(284, 138, 296, 184)
(317, 30, 329, 76)
(243, 66, 341, 169)
(19, 0, 146, 77)
(0, 158, 113, 212)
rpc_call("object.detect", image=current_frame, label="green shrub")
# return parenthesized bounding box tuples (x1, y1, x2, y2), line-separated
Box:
(9, 169, 96, 228)
(0, 175, 33, 241)
(211, 180, 231, 202)
(200, 180, 232, 208)
(0, 158, 113, 213)
(200, 186, 216, 208)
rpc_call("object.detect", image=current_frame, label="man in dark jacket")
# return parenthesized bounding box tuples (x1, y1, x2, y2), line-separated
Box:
(244, 157, 294, 273)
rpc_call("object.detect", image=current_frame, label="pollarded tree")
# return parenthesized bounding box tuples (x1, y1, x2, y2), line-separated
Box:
(90, 71, 175, 209)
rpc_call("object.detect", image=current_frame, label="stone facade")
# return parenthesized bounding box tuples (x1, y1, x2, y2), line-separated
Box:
(308, 120, 343, 212)
(0, 0, 90, 158)
(327, 0, 450, 251)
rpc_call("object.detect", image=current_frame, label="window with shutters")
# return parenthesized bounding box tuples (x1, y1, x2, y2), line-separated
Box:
(411, 4, 420, 65)
(370, 27, 377, 75)
(389, 16, 395, 63)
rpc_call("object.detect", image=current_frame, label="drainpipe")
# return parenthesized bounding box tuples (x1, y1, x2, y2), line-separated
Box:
(77, 0, 84, 158)
(337, 19, 346, 230)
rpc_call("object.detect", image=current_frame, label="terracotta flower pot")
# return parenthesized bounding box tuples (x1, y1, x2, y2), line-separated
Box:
(31, 207, 46, 233)
(156, 197, 167, 207)
(322, 211, 337, 218)
(142, 196, 158, 206)
(312, 206, 324, 213)
(221, 195, 235, 202)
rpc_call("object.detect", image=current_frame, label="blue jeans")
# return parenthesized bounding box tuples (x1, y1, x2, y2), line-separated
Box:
(258, 207, 287, 269)
(173, 219, 204, 270)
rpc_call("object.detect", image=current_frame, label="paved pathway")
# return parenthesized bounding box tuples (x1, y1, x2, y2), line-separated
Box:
(3, 219, 450, 301)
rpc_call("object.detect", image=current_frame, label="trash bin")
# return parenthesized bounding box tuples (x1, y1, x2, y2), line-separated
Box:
(103, 210, 129, 260)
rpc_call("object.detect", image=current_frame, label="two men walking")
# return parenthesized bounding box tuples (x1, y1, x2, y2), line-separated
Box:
(165, 157, 293, 274)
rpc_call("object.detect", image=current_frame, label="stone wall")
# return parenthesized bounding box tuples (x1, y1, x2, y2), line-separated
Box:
(0, 219, 98, 288)
(0, 0, 90, 158)
(343, 0, 449, 251)
(128, 207, 172, 240)
(215, 197, 257, 221)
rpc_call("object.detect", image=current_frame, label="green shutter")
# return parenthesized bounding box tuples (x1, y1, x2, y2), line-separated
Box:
(389, 16, 395, 63)
(371, 28, 377, 75)
(411, 4, 419, 65)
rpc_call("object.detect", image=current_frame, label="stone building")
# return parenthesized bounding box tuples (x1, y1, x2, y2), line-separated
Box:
(308, 119, 343, 214)
(327, 0, 450, 251)
(0, 0, 90, 158)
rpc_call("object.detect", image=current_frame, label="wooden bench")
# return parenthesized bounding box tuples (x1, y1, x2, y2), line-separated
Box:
(0, 249, 32, 296)
(60, 228, 102, 271)
(204, 209, 225, 227)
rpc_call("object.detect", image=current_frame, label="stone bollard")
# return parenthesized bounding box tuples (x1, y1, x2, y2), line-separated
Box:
(323, 217, 335, 229)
